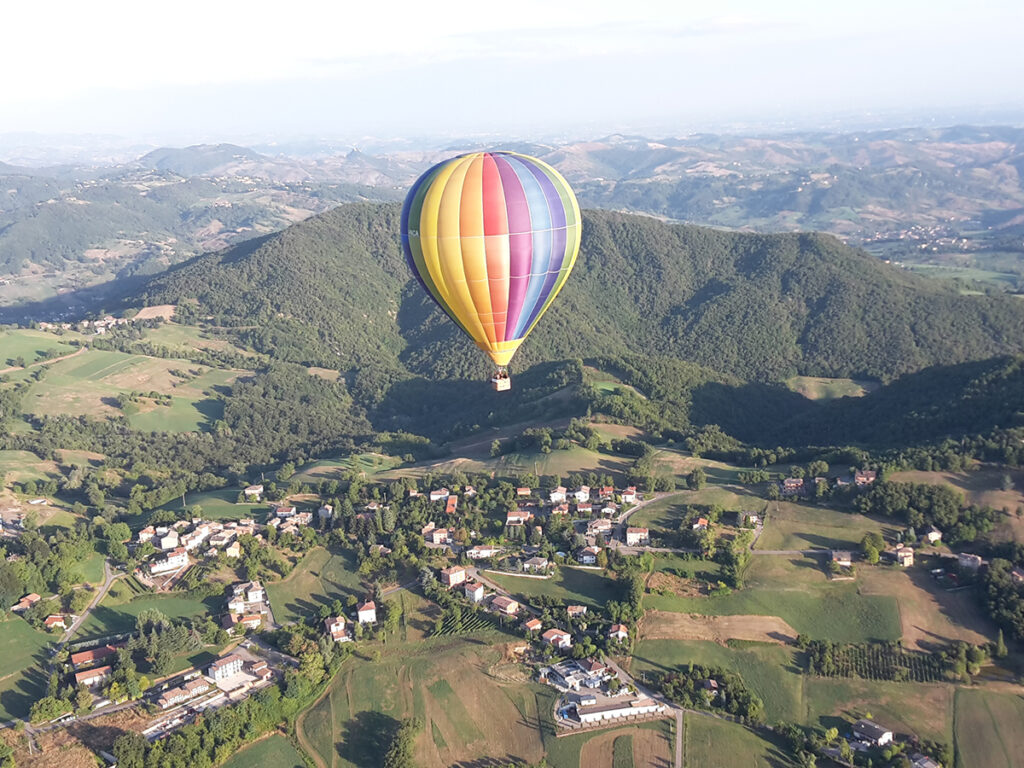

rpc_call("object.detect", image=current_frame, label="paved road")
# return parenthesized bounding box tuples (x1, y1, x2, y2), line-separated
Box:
(59, 559, 119, 645)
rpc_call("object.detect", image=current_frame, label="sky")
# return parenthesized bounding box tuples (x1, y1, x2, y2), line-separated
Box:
(3, 0, 1023, 145)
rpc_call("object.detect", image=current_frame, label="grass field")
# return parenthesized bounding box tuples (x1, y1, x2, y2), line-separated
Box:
(683, 714, 795, 767)
(575, 721, 672, 768)
(0, 449, 61, 484)
(266, 546, 366, 624)
(785, 375, 877, 400)
(294, 453, 403, 483)
(954, 688, 1024, 768)
(142, 323, 253, 357)
(630, 489, 764, 537)
(18, 348, 242, 432)
(221, 734, 305, 768)
(297, 638, 547, 768)
(756, 501, 896, 551)
(0, 329, 76, 367)
(805, 677, 954, 743)
(632, 639, 804, 723)
(0, 617, 54, 719)
(154, 488, 270, 522)
(645, 556, 901, 643)
(485, 568, 623, 609)
(73, 580, 219, 639)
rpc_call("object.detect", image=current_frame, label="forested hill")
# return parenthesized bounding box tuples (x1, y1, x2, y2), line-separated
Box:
(135, 203, 1024, 387)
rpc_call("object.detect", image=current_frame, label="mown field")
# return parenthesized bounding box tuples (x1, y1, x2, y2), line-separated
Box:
(954, 688, 1024, 768)
(221, 734, 305, 768)
(155, 488, 270, 522)
(266, 546, 366, 624)
(755, 501, 896, 552)
(485, 567, 623, 609)
(0, 449, 60, 483)
(683, 714, 796, 767)
(0, 328, 77, 366)
(785, 375, 876, 401)
(0, 617, 54, 719)
(644, 556, 901, 643)
(73, 578, 220, 639)
(629, 488, 764, 537)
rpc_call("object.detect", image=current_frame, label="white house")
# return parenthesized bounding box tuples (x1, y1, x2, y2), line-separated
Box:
(208, 654, 245, 681)
(853, 719, 893, 747)
(464, 581, 485, 603)
(621, 487, 637, 504)
(74, 665, 112, 688)
(549, 486, 567, 504)
(574, 486, 591, 503)
(577, 546, 600, 565)
(506, 510, 532, 526)
(157, 530, 179, 551)
(576, 696, 665, 724)
(150, 548, 189, 575)
(466, 545, 502, 560)
(243, 484, 264, 499)
(324, 616, 351, 643)
(925, 526, 943, 544)
(625, 528, 649, 546)
(542, 628, 572, 650)
(609, 624, 629, 642)
(429, 488, 450, 502)
(441, 565, 467, 587)
(357, 601, 377, 624)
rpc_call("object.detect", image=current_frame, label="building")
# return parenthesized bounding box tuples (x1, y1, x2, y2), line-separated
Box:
(225, 541, 242, 559)
(208, 654, 245, 681)
(516, 487, 531, 497)
(577, 546, 600, 565)
(318, 504, 334, 520)
(567, 605, 587, 618)
(491, 595, 520, 615)
(831, 550, 853, 569)
(551, 503, 570, 515)
(574, 486, 591, 503)
(601, 503, 618, 517)
(233, 580, 264, 605)
(137, 525, 155, 543)
(71, 644, 119, 670)
(625, 527, 650, 546)
(542, 628, 572, 650)
(609, 624, 629, 642)
(925, 525, 943, 544)
(441, 565, 467, 587)
(150, 547, 189, 575)
(782, 478, 805, 495)
(243, 484, 264, 499)
(324, 616, 351, 643)
(692, 517, 709, 531)
(621, 487, 638, 504)
(523, 556, 549, 572)
(852, 718, 893, 746)
(429, 488, 450, 502)
(855, 470, 878, 486)
(958, 553, 984, 571)
(445, 496, 458, 515)
(599, 486, 614, 500)
(576, 502, 593, 515)
(575, 696, 665, 724)
(464, 581, 485, 603)
(506, 510, 532, 526)
(896, 546, 914, 567)
(157, 678, 211, 709)
(587, 519, 612, 536)
(223, 613, 262, 633)
(75, 665, 112, 688)
(1011, 567, 1024, 584)
(466, 545, 502, 560)
(44, 614, 67, 630)
(550, 486, 567, 503)
(357, 601, 377, 624)
(524, 618, 542, 633)
(429, 527, 452, 545)
(157, 531, 179, 550)
(11, 593, 40, 613)
(910, 754, 943, 768)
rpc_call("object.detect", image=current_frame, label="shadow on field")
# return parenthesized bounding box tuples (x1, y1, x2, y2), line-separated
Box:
(337, 711, 401, 767)
(452, 756, 531, 768)
(0, 662, 48, 720)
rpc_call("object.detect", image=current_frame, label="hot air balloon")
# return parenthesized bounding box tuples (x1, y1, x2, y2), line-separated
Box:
(401, 151, 581, 391)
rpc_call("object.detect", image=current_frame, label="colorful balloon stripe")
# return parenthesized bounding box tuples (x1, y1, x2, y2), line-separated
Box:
(401, 151, 581, 367)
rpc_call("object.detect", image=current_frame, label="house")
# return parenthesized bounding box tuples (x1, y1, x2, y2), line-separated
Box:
(247, 659, 273, 682)
(523, 556, 549, 572)
(421, 522, 436, 536)
(158, 678, 211, 709)
(506, 510, 532, 526)
(209, 531, 235, 548)
(575, 696, 665, 724)
(491, 595, 520, 615)
(464, 485, 477, 497)
(587, 518, 612, 535)
(75, 665, 112, 688)
(703, 678, 719, 694)
(524, 617, 543, 633)
(150, 547, 189, 575)
(441, 565, 467, 587)
(44, 614, 67, 630)
(551, 503, 570, 515)
(542, 628, 572, 650)
(957, 553, 984, 571)
(896, 546, 915, 567)
(234, 581, 264, 604)
(599, 486, 614, 500)
(831, 550, 853, 568)
(516, 487, 531, 498)
(574, 486, 591, 503)
(909, 754, 943, 768)
(318, 504, 334, 520)
(71, 644, 119, 670)
(743, 513, 760, 526)
(691, 517, 709, 531)
(925, 525, 943, 544)
(225, 541, 242, 559)
(608, 624, 629, 641)
(855, 470, 878, 486)
(576, 502, 594, 515)
(549, 486, 567, 503)
(291, 512, 313, 526)
(782, 478, 805, 495)
(137, 525, 156, 543)
(157, 530, 179, 550)
(224, 613, 262, 633)
(852, 718, 893, 746)
(445, 496, 458, 515)
(11, 593, 40, 613)
(407, 489, 421, 498)
(429, 527, 452, 545)
(208, 654, 245, 681)
(357, 601, 377, 624)
(621, 487, 638, 504)
(324, 616, 351, 643)
(625, 527, 650, 546)
(601, 503, 618, 517)
(466, 544, 502, 560)
(370, 544, 392, 556)
(365, 501, 382, 512)
(1011, 567, 1024, 584)
(243, 484, 264, 499)
(464, 581, 485, 603)
(577, 546, 601, 565)
(567, 605, 587, 618)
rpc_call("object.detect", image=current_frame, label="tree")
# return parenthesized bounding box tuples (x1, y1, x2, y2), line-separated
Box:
(995, 628, 1008, 658)
(384, 718, 421, 768)
(687, 467, 707, 490)
(864, 545, 880, 565)
(113, 731, 148, 768)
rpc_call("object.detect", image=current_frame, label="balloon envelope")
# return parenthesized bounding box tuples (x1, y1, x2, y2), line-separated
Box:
(401, 151, 581, 367)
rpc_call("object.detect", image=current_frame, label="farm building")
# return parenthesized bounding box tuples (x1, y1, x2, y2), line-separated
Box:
(853, 718, 893, 746)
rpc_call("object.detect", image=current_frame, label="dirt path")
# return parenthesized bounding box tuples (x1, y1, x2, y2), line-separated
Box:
(295, 688, 331, 768)
(0, 345, 87, 375)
